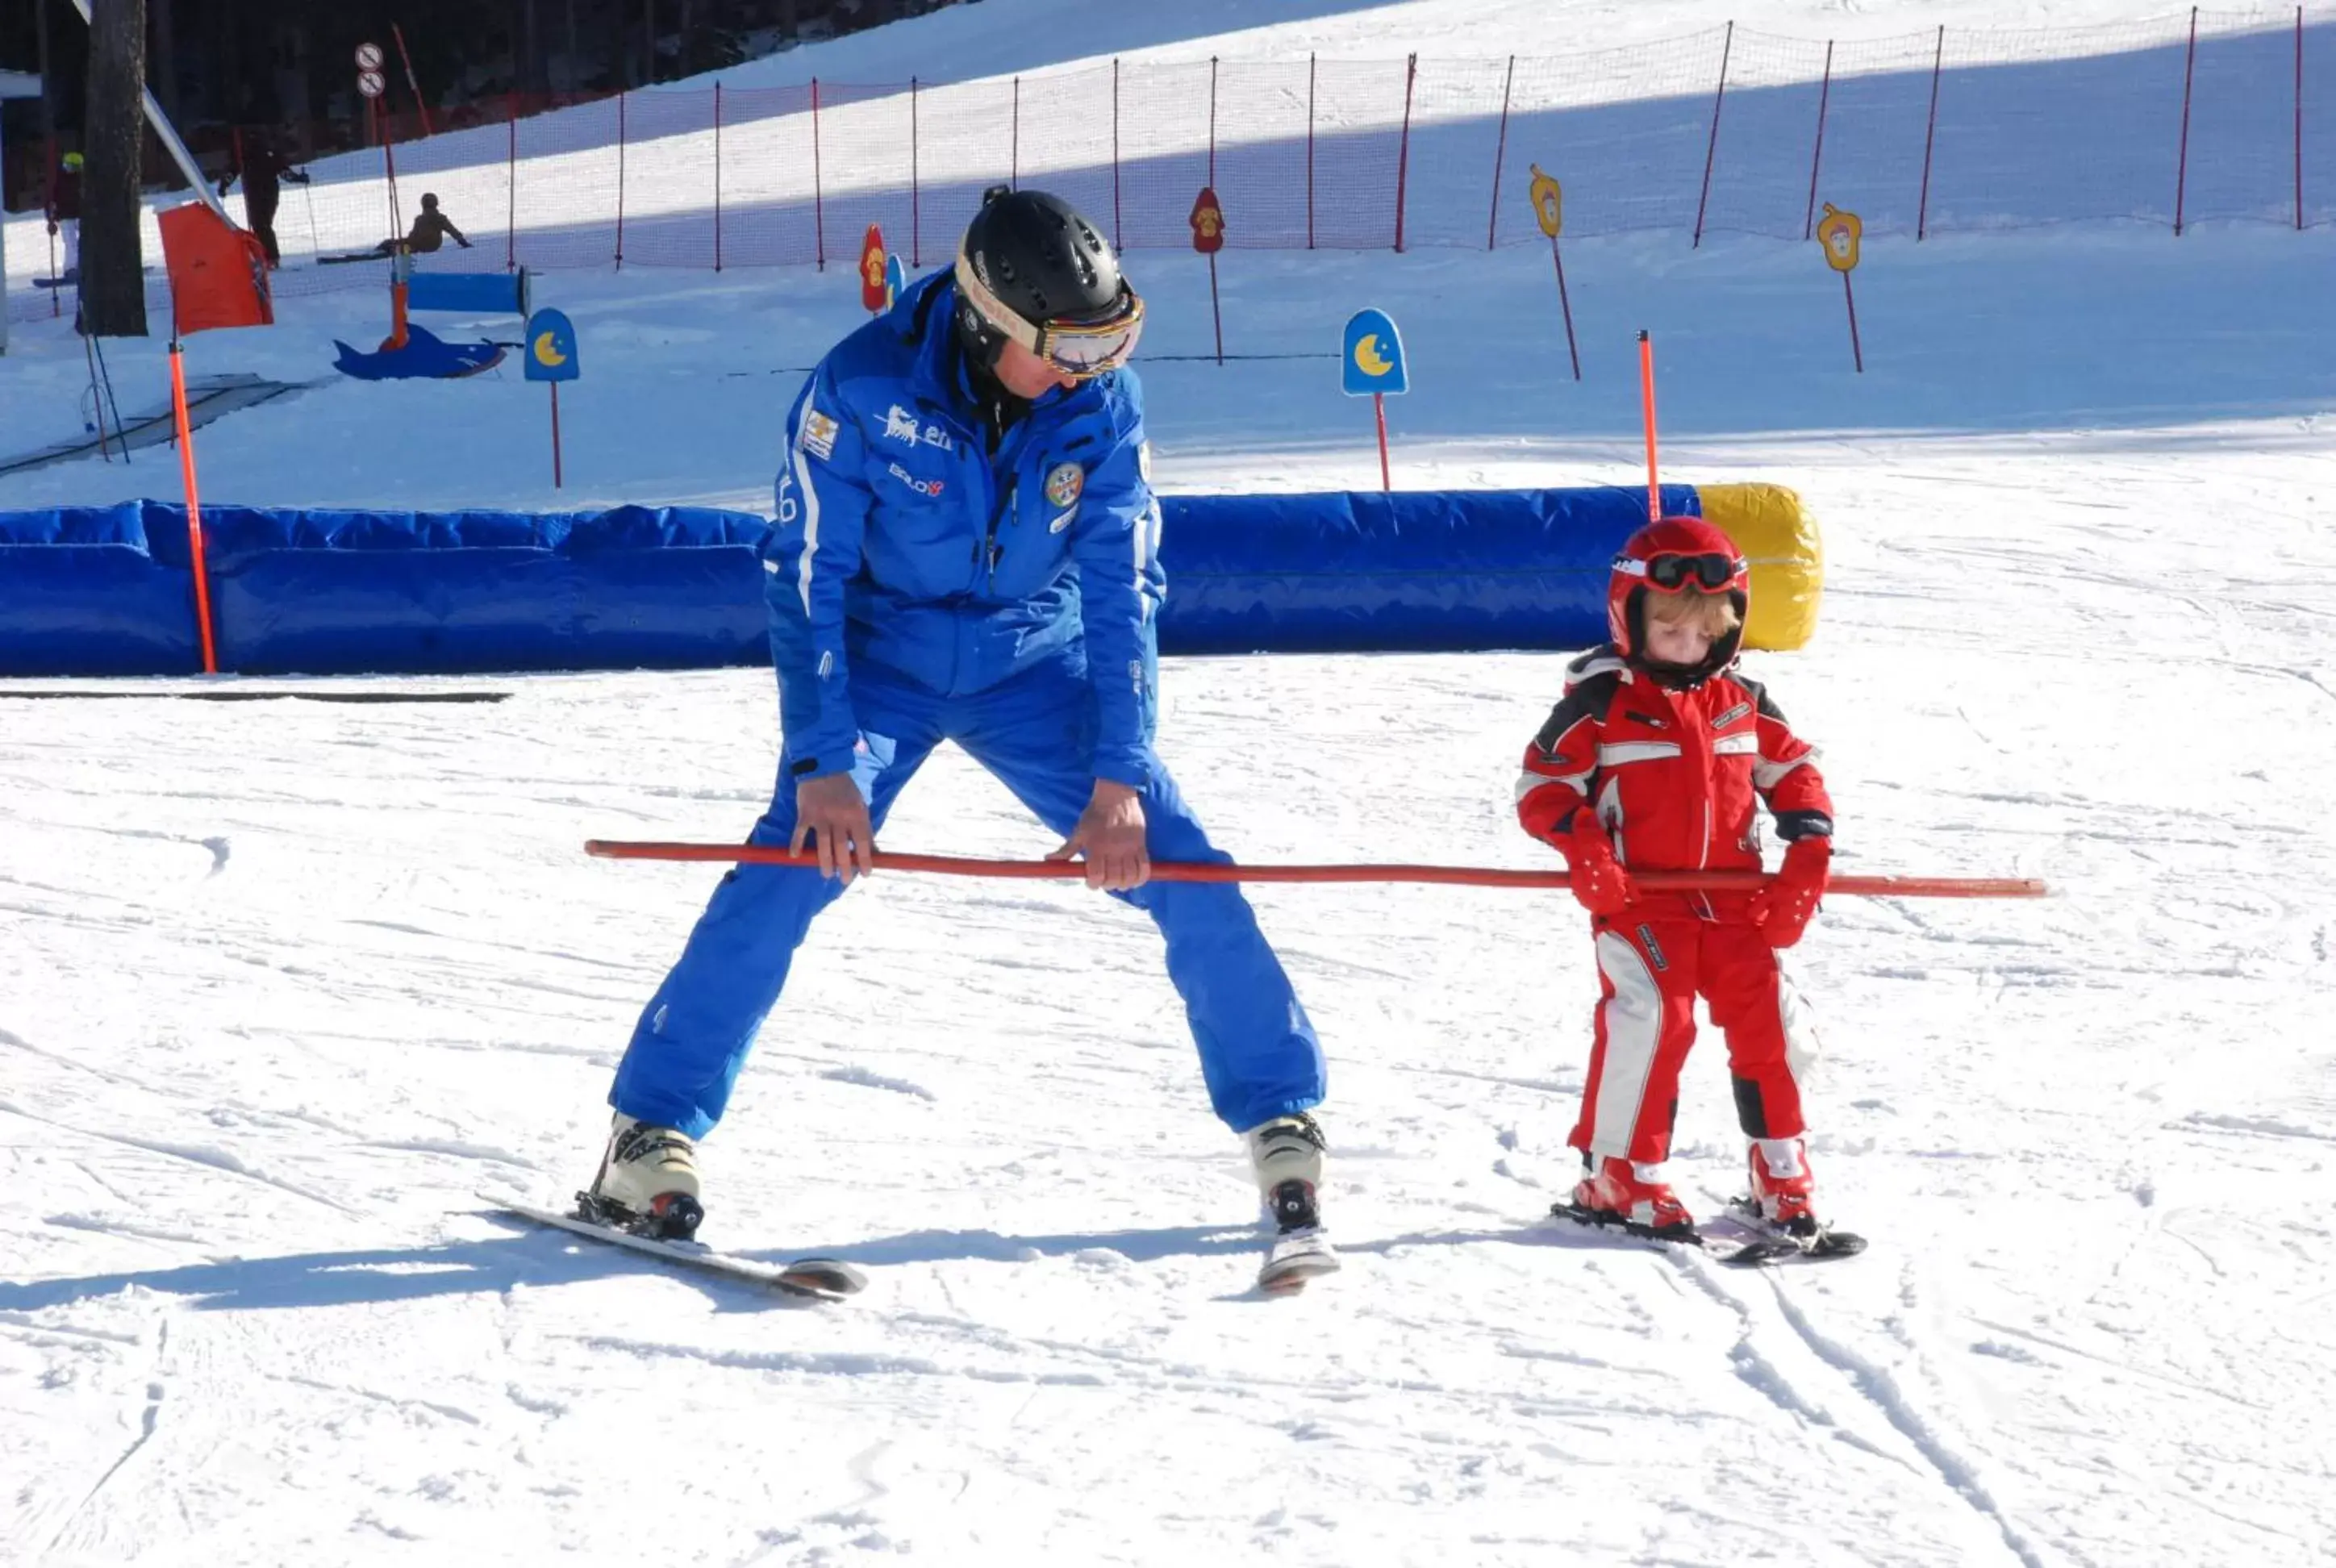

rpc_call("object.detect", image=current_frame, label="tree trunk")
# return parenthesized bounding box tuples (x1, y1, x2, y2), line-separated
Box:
(81, 0, 149, 338)
(643, 0, 656, 85)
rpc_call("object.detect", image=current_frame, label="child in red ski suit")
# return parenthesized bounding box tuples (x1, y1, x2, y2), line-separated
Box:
(1515, 516, 1835, 1241)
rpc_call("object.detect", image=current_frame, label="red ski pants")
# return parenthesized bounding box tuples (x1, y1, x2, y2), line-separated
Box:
(1570, 912, 1819, 1166)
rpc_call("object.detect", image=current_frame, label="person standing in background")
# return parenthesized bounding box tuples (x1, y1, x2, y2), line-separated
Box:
(219, 131, 311, 267)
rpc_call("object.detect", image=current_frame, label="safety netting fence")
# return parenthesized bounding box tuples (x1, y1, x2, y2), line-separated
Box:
(6, 6, 2331, 326)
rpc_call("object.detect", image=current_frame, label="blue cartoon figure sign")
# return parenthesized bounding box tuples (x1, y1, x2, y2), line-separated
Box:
(1341, 307, 1408, 397)
(525, 308, 580, 383)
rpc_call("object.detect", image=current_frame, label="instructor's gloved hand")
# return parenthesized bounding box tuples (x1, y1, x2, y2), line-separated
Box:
(1749, 836, 1832, 949)
(1051, 779, 1150, 892)
(792, 772, 875, 886)
(1565, 814, 1636, 919)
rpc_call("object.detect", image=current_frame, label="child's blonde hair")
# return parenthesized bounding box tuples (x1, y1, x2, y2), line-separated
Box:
(1643, 590, 1742, 637)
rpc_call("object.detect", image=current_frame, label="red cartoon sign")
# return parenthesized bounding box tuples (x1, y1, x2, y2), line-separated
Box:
(1189, 188, 1226, 256)
(859, 223, 889, 313)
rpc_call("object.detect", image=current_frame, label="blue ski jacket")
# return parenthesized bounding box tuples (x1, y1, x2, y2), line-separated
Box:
(761, 268, 1166, 788)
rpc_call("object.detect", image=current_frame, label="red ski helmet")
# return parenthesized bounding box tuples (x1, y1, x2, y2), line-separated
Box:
(1607, 515, 1750, 685)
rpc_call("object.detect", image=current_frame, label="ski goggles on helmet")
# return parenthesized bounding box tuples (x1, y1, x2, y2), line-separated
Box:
(1616, 550, 1748, 593)
(953, 251, 1146, 378)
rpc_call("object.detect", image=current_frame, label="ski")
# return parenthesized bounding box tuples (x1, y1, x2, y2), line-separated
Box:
(492, 1198, 868, 1302)
(1548, 1200, 1863, 1268)
(1258, 1227, 1341, 1295)
(1703, 1200, 1867, 1268)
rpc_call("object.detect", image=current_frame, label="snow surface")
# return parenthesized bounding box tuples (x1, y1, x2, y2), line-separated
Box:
(5, 1, 2336, 1564)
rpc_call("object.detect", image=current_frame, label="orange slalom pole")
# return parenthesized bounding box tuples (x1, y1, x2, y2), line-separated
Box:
(168, 342, 219, 675)
(1637, 327, 1660, 520)
(583, 840, 2046, 899)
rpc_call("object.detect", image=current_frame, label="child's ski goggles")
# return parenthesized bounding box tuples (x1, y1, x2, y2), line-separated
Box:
(1616, 550, 1748, 592)
(954, 252, 1146, 377)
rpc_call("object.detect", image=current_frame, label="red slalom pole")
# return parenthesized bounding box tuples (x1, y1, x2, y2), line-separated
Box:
(582, 840, 2047, 899)
(1637, 329, 1661, 519)
(169, 342, 219, 675)
(1373, 391, 1391, 490)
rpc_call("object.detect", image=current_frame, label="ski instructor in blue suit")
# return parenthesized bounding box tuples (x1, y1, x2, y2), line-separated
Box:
(584, 186, 1333, 1261)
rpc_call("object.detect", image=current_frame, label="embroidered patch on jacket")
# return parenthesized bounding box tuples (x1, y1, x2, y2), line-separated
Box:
(1045, 461, 1085, 510)
(887, 461, 945, 497)
(1048, 509, 1077, 534)
(1711, 701, 1753, 728)
(799, 407, 840, 461)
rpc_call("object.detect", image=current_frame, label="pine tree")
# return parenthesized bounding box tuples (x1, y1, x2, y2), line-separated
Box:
(80, 0, 149, 338)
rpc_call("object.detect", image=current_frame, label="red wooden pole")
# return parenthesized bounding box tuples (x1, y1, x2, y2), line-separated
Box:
(1394, 54, 1417, 252)
(1638, 329, 1660, 521)
(550, 382, 565, 488)
(1552, 236, 1581, 381)
(506, 92, 518, 270)
(1373, 391, 1391, 490)
(1112, 59, 1123, 250)
(911, 77, 923, 265)
(392, 23, 435, 136)
(1842, 271, 1864, 373)
(1307, 53, 1317, 250)
(582, 840, 2051, 899)
(811, 78, 826, 269)
(1917, 25, 1945, 240)
(1487, 54, 1516, 249)
(1804, 41, 1834, 240)
(2175, 6, 2199, 236)
(169, 343, 219, 675)
(714, 82, 724, 270)
(615, 90, 628, 269)
(1692, 20, 1734, 248)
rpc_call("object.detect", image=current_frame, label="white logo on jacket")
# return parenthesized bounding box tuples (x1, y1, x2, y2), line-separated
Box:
(888, 461, 945, 497)
(882, 402, 955, 452)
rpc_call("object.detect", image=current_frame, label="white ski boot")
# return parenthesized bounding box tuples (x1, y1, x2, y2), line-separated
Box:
(1246, 1112, 1340, 1292)
(581, 1113, 703, 1241)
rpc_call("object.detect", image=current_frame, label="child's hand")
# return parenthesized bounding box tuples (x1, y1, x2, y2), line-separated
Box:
(1566, 815, 1637, 918)
(1750, 837, 1832, 948)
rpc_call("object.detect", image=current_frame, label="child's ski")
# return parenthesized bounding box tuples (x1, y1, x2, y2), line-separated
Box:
(1549, 1200, 1864, 1268)
(493, 1199, 867, 1301)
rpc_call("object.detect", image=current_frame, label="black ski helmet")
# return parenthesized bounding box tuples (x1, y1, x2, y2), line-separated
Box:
(954, 185, 1128, 371)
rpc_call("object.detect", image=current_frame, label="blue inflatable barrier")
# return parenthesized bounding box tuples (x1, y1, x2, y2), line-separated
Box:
(1158, 485, 1699, 654)
(0, 486, 1728, 677)
(405, 268, 532, 317)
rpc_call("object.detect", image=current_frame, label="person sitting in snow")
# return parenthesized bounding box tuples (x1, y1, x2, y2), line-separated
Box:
(375, 193, 471, 257)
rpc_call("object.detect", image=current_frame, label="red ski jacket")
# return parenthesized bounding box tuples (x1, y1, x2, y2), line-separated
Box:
(1516, 648, 1834, 876)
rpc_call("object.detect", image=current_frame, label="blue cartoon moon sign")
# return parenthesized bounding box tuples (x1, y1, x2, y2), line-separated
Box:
(884, 253, 908, 310)
(1342, 307, 1408, 397)
(524, 308, 580, 383)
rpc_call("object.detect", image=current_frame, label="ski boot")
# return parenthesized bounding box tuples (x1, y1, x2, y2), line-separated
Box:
(578, 1113, 703, 1241)
(1555, 1155, 1699, 1243)
(1247, 1113, 1340, 1292)
(1746, 1137, 1820, 1236)
(1735, 1137, 1866, 1259)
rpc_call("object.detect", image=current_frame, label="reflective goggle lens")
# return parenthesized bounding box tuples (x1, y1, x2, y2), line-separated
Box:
(1644, 552, 1744, 591)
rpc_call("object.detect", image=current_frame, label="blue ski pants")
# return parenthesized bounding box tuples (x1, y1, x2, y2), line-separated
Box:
(608, 649, 1326, 1140)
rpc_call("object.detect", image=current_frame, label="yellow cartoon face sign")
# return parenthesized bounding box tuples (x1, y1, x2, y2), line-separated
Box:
(1816, 203, 1863, 273)
(1529, 164, 1563, 239)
